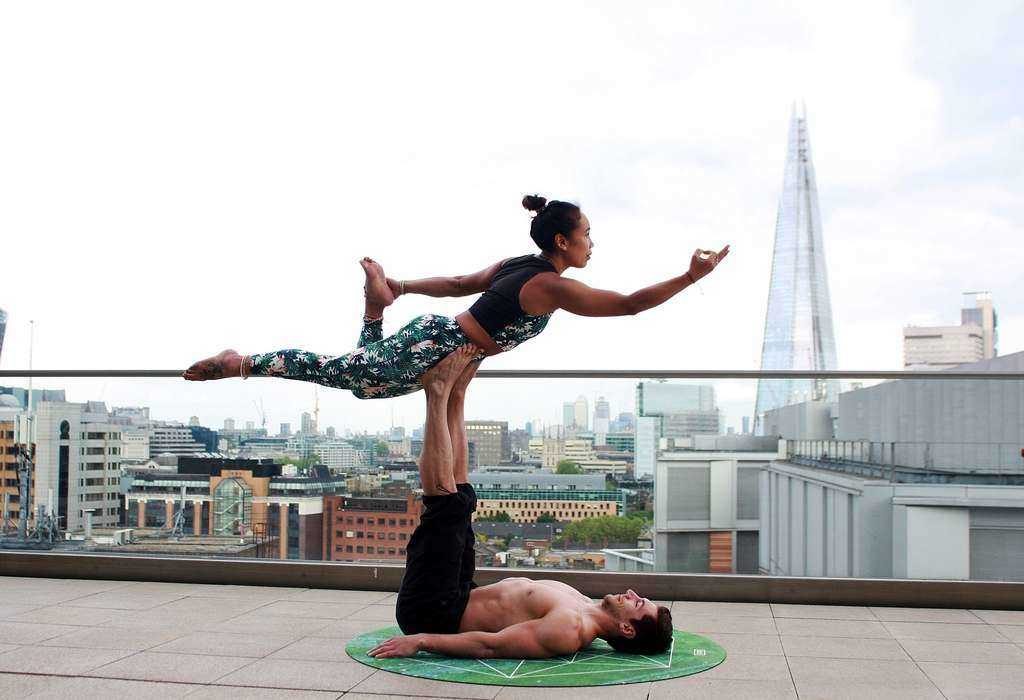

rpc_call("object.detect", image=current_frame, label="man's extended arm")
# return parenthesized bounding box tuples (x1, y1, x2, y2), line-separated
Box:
(368, 615, 583, 659)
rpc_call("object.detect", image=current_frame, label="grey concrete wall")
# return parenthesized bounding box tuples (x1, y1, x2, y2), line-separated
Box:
(836, 351, 1024, 473)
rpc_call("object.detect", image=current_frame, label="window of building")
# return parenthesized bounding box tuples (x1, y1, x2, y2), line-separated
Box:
(356, 546, 363, 553)
(356, 531, 364, 538)
(346, 545, 353, 553)
(399, 533, 407, 541)
(399, 548, 406, 555)
(388, 519, 396, 526)
(399, 518, 407, 526)
(356, 517, 363, 524)
(388, 532, 396, 540)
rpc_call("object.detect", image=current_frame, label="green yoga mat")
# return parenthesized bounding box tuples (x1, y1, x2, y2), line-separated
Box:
(346, 625, 726, 687)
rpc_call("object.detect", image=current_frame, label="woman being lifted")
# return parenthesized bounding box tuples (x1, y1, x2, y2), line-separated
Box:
(184, 194, 730, 397)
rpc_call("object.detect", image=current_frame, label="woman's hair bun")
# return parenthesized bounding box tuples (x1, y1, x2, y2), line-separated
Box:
(522, 194, 547, 213)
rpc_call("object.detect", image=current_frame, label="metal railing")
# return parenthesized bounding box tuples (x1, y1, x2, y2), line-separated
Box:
(1, 368, 1023, 379)
(2, 366, 1023, 608)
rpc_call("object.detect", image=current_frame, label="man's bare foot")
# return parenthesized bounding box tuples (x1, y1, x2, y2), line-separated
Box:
(183, 349, 245, 381)
(420, 345, 478, 394)
(360, 257, 395, 308)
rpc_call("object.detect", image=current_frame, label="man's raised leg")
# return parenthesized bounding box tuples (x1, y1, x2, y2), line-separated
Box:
(447, 358, 481, 485)
(417, 346, 476, 496)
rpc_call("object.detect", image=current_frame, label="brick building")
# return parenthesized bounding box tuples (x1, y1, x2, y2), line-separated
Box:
(1, 400, 22, 527)
(323, 493, 423, 561)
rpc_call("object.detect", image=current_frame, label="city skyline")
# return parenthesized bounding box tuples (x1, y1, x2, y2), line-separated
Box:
(1, 3, 1020, 435)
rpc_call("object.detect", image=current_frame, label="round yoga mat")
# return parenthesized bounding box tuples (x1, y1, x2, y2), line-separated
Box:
(345, 625, 726, 687)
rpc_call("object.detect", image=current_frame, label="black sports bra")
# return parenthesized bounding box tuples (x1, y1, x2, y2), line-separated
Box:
(467, 254, 556, 335)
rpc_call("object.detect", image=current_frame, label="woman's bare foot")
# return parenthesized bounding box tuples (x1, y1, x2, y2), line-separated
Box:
(360, 257, 395, 308)
(450, 353, 482, 398)
(420, 345, 478, 394)
(183, 349, 245, 381)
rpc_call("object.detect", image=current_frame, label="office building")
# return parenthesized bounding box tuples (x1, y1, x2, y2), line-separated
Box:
(637, 382, 715, 415)
(0, 308, 6, 362)
(0, 396, 23, 528)
(112, 406, 151, 425)
(323, 493, 422, 562)
(904, 292, 999, 369)
(610, 412, 635, 433)
(469, 472, 624, 524)
(573, 396, 589, 432)
(121, 431, 150, 461)
(753, 107, 840, 432)
(279, 423, 292, 438)
(653, 436, 781, 573)
(635, 416, 659, 479)
(593, 397, 610, 443)
(465, 420, 509, 467)
(635, 381, 720, 479)
(223, 418, 235, 431)
(759, 457, 1024, 581)
(34, 401, 126, 532)
(562, 402, 575, 429)
(188, 426, 219, 453)
(313, 440, 366, 472)
(124, 457, 341, 560)
(759, 351, 1024, 580)
(0, 387, 66, 408)
(300, 412, 317, 436)
(148, 425, 207, 458)
(604, 432, 635, 453)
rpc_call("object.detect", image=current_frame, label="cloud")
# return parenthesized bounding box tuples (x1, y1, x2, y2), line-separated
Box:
(0, 1, 1019, 433)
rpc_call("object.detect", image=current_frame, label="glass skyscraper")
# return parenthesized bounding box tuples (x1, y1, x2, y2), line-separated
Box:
(754, 107, 839, 433)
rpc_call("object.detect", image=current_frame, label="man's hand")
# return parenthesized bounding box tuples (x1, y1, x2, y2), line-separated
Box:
(368, 634, 424, 659)
(688, 245, 730, 282)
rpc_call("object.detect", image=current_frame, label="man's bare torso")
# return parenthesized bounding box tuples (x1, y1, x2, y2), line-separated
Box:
(459, 577, 592, 633)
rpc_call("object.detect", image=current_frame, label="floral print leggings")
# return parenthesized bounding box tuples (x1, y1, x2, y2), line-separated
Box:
(248, 314, 476, 399)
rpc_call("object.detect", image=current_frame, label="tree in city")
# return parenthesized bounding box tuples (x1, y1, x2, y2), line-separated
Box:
(476, 511, 512, 523)
(536, 512, 557, 523)
(556, 460, 583, 475)
(375, 441, 390, 457)
(557, 515, 643, 548)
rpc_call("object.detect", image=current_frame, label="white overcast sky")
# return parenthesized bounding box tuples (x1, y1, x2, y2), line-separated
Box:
(1, 1, 1021, 435)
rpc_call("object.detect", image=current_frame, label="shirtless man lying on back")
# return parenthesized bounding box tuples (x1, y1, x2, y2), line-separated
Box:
(368, 346, 673, 660)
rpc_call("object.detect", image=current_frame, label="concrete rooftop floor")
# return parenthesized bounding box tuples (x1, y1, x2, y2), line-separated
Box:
(1, 576, 1024, 699)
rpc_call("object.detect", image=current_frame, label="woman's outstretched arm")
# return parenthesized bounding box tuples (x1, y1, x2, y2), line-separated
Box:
(388, 260, 507, 298)
(538, 245, 730, 317)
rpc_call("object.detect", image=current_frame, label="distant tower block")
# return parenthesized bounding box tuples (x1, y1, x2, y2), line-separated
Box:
(0, 308, 7, 362)
(754, 106, 840, 432)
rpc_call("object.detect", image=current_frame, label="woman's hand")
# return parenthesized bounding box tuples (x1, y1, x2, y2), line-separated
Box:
(688, 245, 730, 282)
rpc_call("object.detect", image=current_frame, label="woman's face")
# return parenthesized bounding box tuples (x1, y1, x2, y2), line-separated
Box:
(555, 212, 593, 268)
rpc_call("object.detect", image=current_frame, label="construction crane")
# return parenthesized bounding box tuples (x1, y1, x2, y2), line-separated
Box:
(313, 389, 320, 434)
(253, 398, 266, 430)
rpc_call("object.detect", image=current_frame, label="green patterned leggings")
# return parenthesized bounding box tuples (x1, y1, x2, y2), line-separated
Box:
(248, 314, 475, 399)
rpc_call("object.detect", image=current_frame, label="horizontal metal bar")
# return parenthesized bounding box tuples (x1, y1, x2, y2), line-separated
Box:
(1, 369, 1021, 380)
(3, 551, 1022, 609)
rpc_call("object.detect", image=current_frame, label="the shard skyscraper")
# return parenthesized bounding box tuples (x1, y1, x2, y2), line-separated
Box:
(754, 106, 839, 433)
